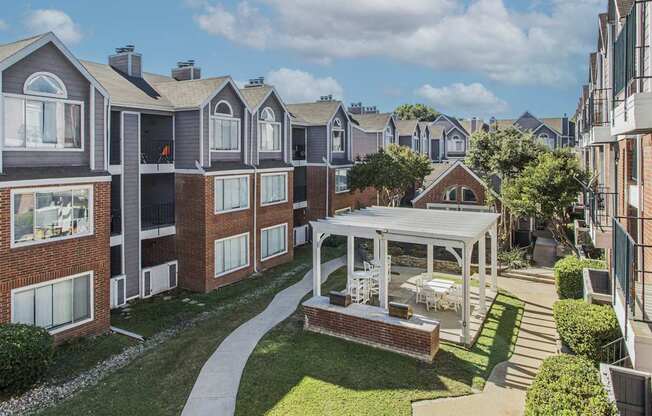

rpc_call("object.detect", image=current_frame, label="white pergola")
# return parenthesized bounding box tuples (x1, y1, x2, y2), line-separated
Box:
(311, 206, 500, 345)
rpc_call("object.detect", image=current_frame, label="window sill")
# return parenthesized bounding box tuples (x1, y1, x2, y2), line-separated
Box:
(215, 206, 250, 215)
(215, 263, 250, 278)
(48, 316, 94, 335)
(11, 231, 94, 249)
(210, 149, 241, 153)
(261, 249, 289, 262)
(335, 189, 351, 194)
(261, 199, 288, 207)
(4, 147, 84, 152)
(259, 149, 283, 153)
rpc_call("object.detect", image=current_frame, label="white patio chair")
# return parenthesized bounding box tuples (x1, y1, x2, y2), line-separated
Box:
(415, 276, 427, 304)
(424, 289, 440, 311)
(442, 284, 463, 313)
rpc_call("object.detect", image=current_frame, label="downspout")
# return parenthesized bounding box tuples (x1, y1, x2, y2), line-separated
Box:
(323, 157, 330, 217)
(251, 109, 259, 272)
(637, 134, 643, 285)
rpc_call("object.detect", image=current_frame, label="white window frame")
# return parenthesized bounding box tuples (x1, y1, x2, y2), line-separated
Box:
(260, 172, 288, 206)
(461, 186, 478, 204)
(10, 184, 94, 248)
(23, 72, 68, 99)
(331, 117, 345, 153)
(260, 223, 288, 261)
(443, 186, 457, 202)
(210, 100, 241, 153)
(3, 92, 85, 152)
(335, 168, 351, 194)
(10, 271, 94, 335)
(258, 107, 282, 153)
(214, 232, 250, 277)
(213, 174, 250, 214)
(384, 126, 393, 146)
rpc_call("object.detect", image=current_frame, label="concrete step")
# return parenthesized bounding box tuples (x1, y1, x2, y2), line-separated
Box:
(514, 268, 554, 280)
(500, 271, 555, 285)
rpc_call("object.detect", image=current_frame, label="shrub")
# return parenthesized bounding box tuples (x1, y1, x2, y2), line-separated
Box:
(553, 300, 620, 360)
(525, 354, 616, 416)
(0, 324, 54, 391)
(498, 247, 529, 270)
(554, 256, 606, 299)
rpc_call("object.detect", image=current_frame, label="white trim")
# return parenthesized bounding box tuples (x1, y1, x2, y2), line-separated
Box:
(260, 223, 289, 261)
(110, 234, 122, 247)
(140, 163, 175, 174)
(334, 167, 351, 194)
(10, 184, 94, 248)
(214, 232, 250, 277)
(200, 104, 204, 167)
(204, 168, 254, 176)
(90, 85, 95, 170)
(213, 174, 250, 214)
(23, 71, 68, 99)
(140, 225, 176, 240)
(200, 78, 252, 113)
(257, 113, 283, 153)
(208, 113, 241, 152)
(0, 175, 110, 189)
(293, 201, 308, 209)
(175, 168, 204, 175)
(140, 260, 178, 298)
(10, 270, 95, 335)
(260, 171, 288, 206)
(214, 100, 234, 116)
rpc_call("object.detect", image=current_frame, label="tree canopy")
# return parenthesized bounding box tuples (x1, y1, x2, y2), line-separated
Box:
(350, 144, 432, 206)
(394, 104, 439, 122)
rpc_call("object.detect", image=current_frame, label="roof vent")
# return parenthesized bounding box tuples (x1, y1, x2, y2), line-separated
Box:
(319, 94, 334, 102)
(172, 60, 201, 81)
(246, 77, 265, 88)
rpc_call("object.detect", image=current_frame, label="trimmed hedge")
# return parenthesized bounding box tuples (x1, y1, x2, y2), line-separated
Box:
(554, 256, 606, 299)
(0, 324, 54, 391)
(525, 354, 616, 416)
(553, 299, 620, 360)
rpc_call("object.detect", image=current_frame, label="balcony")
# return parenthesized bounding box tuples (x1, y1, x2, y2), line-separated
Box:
(141, 202, 175, 235)
(612, 93, 652, 136)
(585, 187, 617, 249)
(141, 114, 174, 173)
(587, 89, 614, 144)
(111, 208, 122, 236)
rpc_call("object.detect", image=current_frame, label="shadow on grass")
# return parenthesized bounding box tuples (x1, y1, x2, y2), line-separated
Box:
(235, 271, 524, 416)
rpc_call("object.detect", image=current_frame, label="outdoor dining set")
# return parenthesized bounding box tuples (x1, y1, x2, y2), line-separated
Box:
(414, 274, 463, 312)
(347, 258, 391, 305)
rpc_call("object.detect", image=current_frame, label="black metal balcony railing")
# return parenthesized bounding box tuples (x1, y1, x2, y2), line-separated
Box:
(141, 203, 175, 230)
(141, 140, 174, 164)
(586, 187, 618, 230)
(110, 208, 122, 236)
(294, 186, 307, 203)
(589, 88, 611, 127)
(293, 145, 306, 161)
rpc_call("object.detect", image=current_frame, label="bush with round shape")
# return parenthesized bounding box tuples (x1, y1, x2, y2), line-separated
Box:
(553, 299, 620, 360)
(525, 354, 616, 415)
(0, 324, 54, 392)
(554, 256, 606, 299)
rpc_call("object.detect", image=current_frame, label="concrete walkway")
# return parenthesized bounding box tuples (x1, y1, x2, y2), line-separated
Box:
(412, 276, 559, 416)
(182, 256, 346, 416)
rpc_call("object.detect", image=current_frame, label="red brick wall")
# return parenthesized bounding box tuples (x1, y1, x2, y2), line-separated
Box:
(0, 181, 111, 343)
(306, 166, 327, 221)
(642, 135, 652, 282)
(256, 171, 294, 270)
(141, 236, 177, 268)
(304, 304, 440, 362)
(413, 165, 487, 209)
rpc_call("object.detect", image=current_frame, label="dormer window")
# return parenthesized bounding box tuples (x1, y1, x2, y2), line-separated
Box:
(412, 133, 420, 152)
(332, 118, 344, 152)
(3, 72, 82, 150)
(211, 100, 240, 151)
(448, 134, 465, 153)
(538, 133, 555, 149)
(259, 107, 281, 152)
(384, 126, 393, 146)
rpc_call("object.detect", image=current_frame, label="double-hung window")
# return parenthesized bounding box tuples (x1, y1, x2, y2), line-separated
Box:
(261, 173, 287, 205)
(335, 168, 350, 193)
(384, 126, 393, 147)
(214, 233, 249, 276)
(12, 186, 93, 246)
(332, 118, 344, 152)
(211, 100, 240, 151)
(12, 272, 93, 333)
(258, 107, 281, 152)
(4, 72, 83, 150)
(214, 176, 249, 213)
(261, 224, 288, 260)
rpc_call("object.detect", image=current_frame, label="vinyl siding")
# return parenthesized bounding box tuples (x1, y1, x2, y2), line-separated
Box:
(174, 110, 200, 169)
(399, 135, 412, 148)
(307, 126, 327, 163)
(255, 92, 286, 162)
(94, 90, 105, 170)
(122, 112, 140, 298)
(351, 127, 379, 159)
(209, 83, 246, 165)
(2, 42, 92, 168)
(330, 107, 349, 162)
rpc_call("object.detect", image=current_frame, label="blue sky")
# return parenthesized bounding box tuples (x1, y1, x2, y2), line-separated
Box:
(0, 0, 604, 119)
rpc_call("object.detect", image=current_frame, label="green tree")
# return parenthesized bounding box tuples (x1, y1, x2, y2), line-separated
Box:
(350, 144, 432, 206)
(394, 104, 439, 122)
(503, 150, 587, 253)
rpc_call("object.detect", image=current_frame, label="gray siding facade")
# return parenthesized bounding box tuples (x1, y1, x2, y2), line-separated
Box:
(94, 90, 105, 170)
(174, 110, 200, 169)
(122, 112, 141, 298)
(306, 126, 327, 163)
(2, 42, 103, 169)
(330, 107, 350, 163)
(207, 83, 246, 166)
(351, 127, 379, 159)
(255, 92, 286, 162)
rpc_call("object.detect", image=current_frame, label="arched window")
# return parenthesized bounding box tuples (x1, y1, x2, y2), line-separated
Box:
(332, 117, 344, 152)
(24, 72, 67, 98)
(211, 100, 239, 151)
(443, 186, 457, 202)
(461, 187, 478, 203)
(215, 100, 233, 116)
(259, 107, 281, 152)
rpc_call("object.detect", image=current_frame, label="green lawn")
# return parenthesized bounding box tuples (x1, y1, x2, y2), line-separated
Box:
(33, 243, 345, 416)
(235, 269, 524, 416)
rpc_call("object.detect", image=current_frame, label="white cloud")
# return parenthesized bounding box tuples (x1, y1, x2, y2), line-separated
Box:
(266, 68, 344, 103)
(0, 20, 9, 31)
(191, 0, 603, 86)
(24, 9, 82, 44)
(416, 82, 508, 117)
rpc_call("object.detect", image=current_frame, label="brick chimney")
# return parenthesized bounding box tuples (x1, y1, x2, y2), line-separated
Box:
(172, 60, 201, 81)
(349, 102, 363, 114)
(109, 45, 142, 78)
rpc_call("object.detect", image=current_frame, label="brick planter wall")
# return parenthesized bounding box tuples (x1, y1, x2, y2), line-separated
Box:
(303, 297, 439, 362)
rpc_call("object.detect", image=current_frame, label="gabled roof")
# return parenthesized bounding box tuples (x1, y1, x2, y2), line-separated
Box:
(349, 112, 394, 132)
(288, 100, 343, 125)
(418, 122, 430, 136)
(616, 0, 635, 19)
(430, 125, 445, 139)
(589, 53, 597, 83)
(0, 34, 43, 62)
(153, 77, 230, 109)
(239, 85, 273, 110)
(432, 114, 469, 136)
(599, 13, 609, 51)
(396, 119, 419, 136)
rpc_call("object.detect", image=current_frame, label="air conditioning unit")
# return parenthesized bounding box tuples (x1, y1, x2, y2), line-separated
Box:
(142, 261, 178, 298)
(110, 275, 127, 308)
(294, 225, 310, 247)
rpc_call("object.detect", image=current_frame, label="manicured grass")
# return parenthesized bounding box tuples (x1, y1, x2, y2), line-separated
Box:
(35, 244, 345, 416)
(235, 270, 524, 416)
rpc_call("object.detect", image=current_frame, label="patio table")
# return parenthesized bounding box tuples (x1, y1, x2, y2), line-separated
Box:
(424, 280, 454, 294)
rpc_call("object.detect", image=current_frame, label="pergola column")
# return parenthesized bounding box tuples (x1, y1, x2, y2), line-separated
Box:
(462, 244, 472, 345)
(427, 244, 434, 274)
(490, 223, 498, 290)
(378, 237, 389, 310)
(478, 234, 487, 314)
(373, 237, 380, 262)
(347, 235, 355, 292)
(312, 228, 323, 297)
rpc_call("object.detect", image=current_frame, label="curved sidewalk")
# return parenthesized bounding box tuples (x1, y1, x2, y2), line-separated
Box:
(182, 256, 345, 416)
(412, 276, 559, 416)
